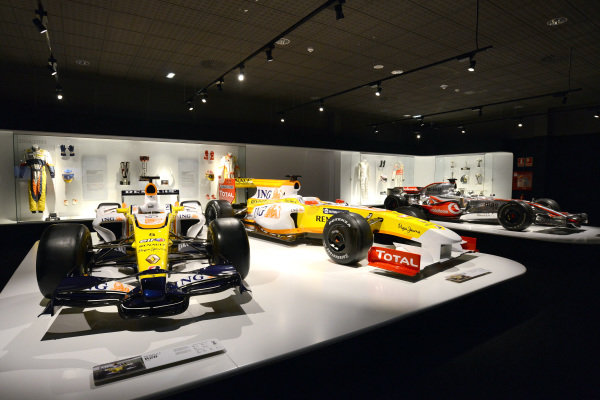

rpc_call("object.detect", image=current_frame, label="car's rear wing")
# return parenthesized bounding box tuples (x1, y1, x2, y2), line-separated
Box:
(218, 177, 301, 203)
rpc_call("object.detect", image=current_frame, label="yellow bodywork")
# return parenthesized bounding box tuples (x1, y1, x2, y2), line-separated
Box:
(117, 205, 184, 280)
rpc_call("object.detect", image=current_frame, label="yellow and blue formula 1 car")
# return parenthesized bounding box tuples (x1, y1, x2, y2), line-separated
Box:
(207, 177, 471, 277)
(36, 182, 249, 319)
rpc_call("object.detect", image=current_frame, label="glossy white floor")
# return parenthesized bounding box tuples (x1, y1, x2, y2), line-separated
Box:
(435, 220, 600, 244)
(0, 235, 525, 399)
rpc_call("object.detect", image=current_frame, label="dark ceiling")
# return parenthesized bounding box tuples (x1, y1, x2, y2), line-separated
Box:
(1, 0, 600, 140)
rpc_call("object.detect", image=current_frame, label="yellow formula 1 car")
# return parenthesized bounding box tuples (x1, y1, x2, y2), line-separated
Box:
(206, 177, 471, 277)
(36, 182, 249, 319)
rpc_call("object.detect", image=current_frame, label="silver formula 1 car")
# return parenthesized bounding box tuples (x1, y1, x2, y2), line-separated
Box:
(384, 180, 588, 231)
(36, 182, 250, 319)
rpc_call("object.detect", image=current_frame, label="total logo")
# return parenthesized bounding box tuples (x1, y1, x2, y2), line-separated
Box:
(373, 249, 419, 267)
(139, 238, 165, 243)
(146, 254, 160, 264)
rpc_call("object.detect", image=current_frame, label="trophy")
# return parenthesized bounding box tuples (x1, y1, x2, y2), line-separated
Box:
(139, 156, 159, 182)
(120, 161, 130, 185)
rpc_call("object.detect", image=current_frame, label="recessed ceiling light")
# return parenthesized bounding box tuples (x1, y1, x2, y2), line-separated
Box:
(276, 38, 290, 46)
(391, 70, 403, 75)
(454, 88, 460, 93)
(547, 17, 567, 26)
(403, 114, 411, 118)
(307, 47, 314, 53)
(373, 64, 384, 70)
(440, 84, 448, 90)
(75, 59, 90, 66)
(413, 115, 422, 119)
(166, 72, 175, 79)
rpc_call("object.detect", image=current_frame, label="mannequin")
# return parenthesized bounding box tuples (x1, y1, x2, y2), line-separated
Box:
(392, 162, 404, 187)
(357, 159, 370, 202)
(20, 144, 55, 213)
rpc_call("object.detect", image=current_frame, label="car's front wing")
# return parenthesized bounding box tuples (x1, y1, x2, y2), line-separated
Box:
(41, 264, 248, 319)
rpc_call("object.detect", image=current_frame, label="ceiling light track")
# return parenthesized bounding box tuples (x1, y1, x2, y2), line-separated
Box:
(32, 0, 63, 100)
(186, 0, 341, 109)
(278, 45, 493, 116)
(368, 88, 582, 129)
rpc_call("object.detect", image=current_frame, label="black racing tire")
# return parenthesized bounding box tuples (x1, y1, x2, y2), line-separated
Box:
(534, 198, 560, 211)
(497, 201, 535, 231)
(322, 212, 373, 265)
(208, 218, 250, 279)
(205, 200, 234, 225)
(395, 205, 429, 221)
(36, 223, 92, 298)
(384, 194, 408, 210)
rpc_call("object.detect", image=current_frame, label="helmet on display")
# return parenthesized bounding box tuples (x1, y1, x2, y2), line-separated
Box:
(62, 169, 75, 183)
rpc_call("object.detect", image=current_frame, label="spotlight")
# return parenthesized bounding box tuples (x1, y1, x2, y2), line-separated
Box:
(467, 56, 476, 72)
(319, 100, 324, 112)
(517, 122, 523, 128)
(32, 18, 47, 34)
(187, 100, 194, 111)
(47, 55, 57, 76)
(238, 64, 245, 81)
(216, 77, 224, 91)
(266, 47, 274, 62)
(594, 111, 599, 119)
(55, 85, 63, 100)
(373, 125, 379, 134)
(375, 82, 382, 96)
(416, 133, 421, 139)
(279, 113, 285, 123)
(166, 72, 175, 79)
(201, 92, 207, 103)
(334, 0, 345, 20)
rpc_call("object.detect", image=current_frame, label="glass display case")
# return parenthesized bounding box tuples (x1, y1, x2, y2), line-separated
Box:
(10, 132, 245, 222)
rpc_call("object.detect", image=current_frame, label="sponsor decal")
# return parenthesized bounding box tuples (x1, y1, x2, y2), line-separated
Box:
(316, 215, 330, 223)
(322, 208, 349, 215)
(427, 202, 461, 216)
(101, 216, 116, 222)
(264, 205, 281, 219)
(176, 274, 210, 287)
(144, 353, 159, 361)
(368, 247, 421, 276)
(146, 254, 160, 264)
(92, 281, 133, 293)
(218, 178, 236, 203)
(256, 188, 273, 199)
(397, 223, 422, 235)
(139, 238, 165, 243)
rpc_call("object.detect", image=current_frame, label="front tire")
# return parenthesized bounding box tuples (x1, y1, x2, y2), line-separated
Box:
(205, 200, 234, 225)
(36, 223, 92, 298)
(534, 198, 560, 211)
(208, 218, 250, 279)
(384, 194, 408, 210)
(323, 212, 373, 265)
(395, 205, 429, 221)
(497, 201, 534, 231)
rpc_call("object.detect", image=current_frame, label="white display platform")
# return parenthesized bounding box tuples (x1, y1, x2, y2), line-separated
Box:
(0, 237, 525, 399)
(435, 220, 600, 244)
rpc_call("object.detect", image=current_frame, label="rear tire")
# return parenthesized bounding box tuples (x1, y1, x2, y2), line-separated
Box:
(205, 200, 234, 225)
(36, 223, 92, 298)
(497, 201, 534, 231)
(323, 212, 373, 265)
(395, 205, 429, 221)
(534, 198, 560, 211)
(208, 218, 250, 279)
(384, 194, 408, 210)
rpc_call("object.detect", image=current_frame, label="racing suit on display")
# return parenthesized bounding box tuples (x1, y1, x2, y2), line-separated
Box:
(20, 145, 55, 213)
